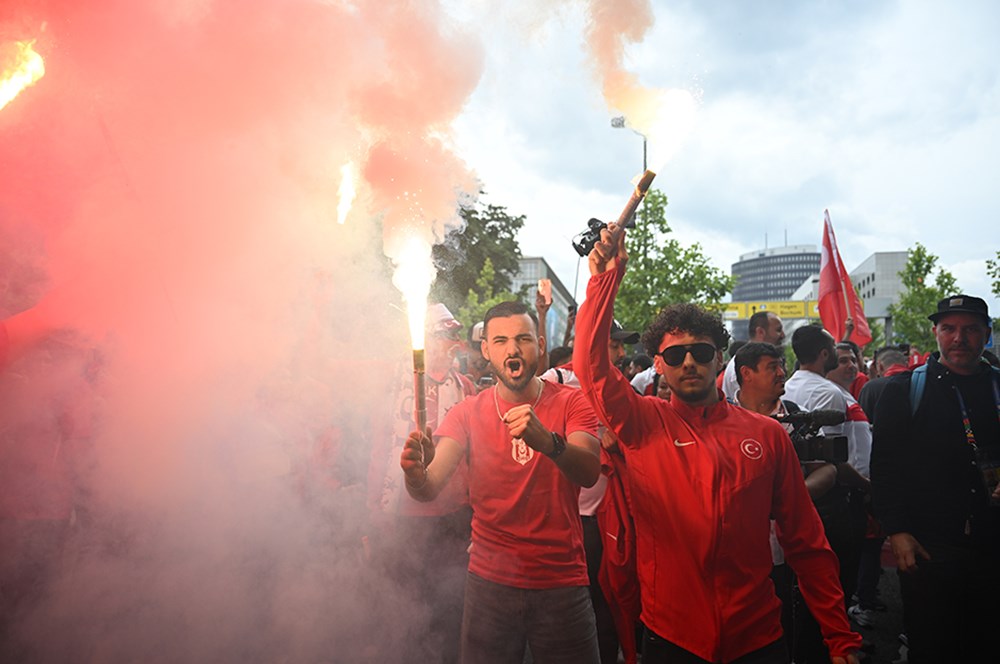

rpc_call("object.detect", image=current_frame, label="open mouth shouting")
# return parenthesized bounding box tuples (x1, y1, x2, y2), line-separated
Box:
(505, 356, 525, 380)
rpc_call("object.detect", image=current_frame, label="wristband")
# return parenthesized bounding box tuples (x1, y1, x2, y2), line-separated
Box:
(545, 432, 567, 459)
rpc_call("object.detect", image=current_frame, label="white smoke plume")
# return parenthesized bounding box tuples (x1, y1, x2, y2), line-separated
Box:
(1, 0, 478, 661)
(0, 0, 681, 661)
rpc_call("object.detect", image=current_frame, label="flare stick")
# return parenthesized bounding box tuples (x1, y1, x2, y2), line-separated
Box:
(413, 348, 427, 434)
(609, 169, 657, 244)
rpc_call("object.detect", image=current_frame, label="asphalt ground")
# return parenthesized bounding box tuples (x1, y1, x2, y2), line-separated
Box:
(846, 545, 907, 664)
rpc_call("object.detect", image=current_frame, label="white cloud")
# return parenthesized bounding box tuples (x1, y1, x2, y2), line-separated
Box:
(449, 0, 1000, 318)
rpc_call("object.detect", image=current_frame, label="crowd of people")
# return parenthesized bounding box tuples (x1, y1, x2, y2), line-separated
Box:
(2, 221, 998, 663)
(392, 223, 998, 663)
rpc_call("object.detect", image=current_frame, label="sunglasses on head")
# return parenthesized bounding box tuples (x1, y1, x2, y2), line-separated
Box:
(658, 343, 717, 367)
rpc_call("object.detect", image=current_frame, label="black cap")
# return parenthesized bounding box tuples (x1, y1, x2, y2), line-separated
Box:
(928, 294, 990, 325)
(611, 320, 640, 345)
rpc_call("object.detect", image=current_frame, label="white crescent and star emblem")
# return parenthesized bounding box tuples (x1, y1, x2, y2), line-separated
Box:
(740, 439, 764, 460)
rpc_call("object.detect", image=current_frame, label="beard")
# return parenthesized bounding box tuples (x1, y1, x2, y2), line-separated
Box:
(493, 355, 538, 393)
(823, 352, 839, 373)
(667, 371, 716, 404)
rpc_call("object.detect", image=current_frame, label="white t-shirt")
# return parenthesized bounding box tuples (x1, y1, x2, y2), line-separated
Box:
(783, 368, 871, 478)
(722, 359, 739, 402)
(630, 365, 657, 395)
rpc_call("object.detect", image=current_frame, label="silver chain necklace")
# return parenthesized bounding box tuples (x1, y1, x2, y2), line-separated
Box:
(493, 378, 544, 422)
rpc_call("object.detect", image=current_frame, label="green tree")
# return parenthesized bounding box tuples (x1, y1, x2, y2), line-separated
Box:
(431, 200, 524, 314)
(887, 243, 959, 351)
(987, 250, 1000, 299)
(865, 319, 886, 354)
(986, 250, 1000, 339)
(455, 257, 521, 329)
(614, 189, 735, 333)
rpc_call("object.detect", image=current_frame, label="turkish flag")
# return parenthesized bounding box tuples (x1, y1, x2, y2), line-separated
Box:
(819, 210, 872, 346)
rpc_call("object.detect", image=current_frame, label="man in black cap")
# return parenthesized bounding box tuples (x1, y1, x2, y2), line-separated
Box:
(871, 294, 1000, 663)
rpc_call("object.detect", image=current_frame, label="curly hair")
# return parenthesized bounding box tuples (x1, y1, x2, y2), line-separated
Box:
(641, 303, 730, 356)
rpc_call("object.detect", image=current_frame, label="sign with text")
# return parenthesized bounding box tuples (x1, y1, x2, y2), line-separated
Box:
(737, 301, 821, 319)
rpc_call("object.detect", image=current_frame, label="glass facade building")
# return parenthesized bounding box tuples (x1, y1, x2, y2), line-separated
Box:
(731, 245, 820, 301)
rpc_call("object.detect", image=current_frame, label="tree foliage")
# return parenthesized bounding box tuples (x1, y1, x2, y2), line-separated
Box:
(614, 189, 735, 333)
(987, 250, 1000, 299)
(431, 200, 524, 315)
(887, 243, 959, 351)
(455, 257, 522, 329)
(864, 319, 886, 355)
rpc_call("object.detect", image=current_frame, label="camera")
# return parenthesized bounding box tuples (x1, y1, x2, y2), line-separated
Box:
(793, 436, 848, 464)
(572, 218, 608, 257)
(773, 409, 848, 463)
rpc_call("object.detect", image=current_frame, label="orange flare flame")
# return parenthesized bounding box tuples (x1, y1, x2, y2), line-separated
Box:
(0, 40, 45, 112)
(336, 162, 356, 225)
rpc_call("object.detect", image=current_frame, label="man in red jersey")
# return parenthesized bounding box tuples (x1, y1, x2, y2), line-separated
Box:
(400, 300, 602, 664)
(573, 224, 860, 664)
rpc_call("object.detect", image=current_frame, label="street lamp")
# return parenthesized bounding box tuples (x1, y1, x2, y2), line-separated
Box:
(610, 116, 650, 232)
(611, 115, 647, 173)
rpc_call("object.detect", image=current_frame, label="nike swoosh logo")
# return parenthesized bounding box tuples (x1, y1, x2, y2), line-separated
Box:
(673, 439, 696, 447)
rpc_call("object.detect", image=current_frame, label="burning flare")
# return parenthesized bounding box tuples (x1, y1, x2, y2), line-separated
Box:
(393, 234, 434, 352)
(392, 234, 435, 433)
(0, 40, 45, 111)
(628, 88, 698, 174)
(336, 162, 356, 225)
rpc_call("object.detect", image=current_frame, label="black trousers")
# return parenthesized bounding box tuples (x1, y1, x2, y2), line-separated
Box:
(899, 545, 1000, 663)
(581, 515, 620, 664)
(642, 630, 788, 664)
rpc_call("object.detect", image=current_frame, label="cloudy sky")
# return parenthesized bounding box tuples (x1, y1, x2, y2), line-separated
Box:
(449, 0, 1000, 315)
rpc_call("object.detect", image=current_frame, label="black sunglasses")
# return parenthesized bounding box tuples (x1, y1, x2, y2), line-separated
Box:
(658, 343, 717, 367)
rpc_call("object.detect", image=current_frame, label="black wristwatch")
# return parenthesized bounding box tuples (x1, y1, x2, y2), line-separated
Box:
(546, 431, 567, 459)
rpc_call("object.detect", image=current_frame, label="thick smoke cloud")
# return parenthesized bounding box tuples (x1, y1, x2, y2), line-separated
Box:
(1, 0, 479, 661)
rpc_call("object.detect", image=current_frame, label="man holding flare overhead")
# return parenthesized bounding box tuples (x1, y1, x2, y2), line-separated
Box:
(573, 221, 861, 664)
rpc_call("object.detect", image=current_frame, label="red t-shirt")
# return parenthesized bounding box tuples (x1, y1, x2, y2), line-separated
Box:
(435, 382, 597, 589)
(849, 373, 869, 401)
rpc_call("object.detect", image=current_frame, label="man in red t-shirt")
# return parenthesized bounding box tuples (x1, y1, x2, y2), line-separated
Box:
(573, 224, 861, 664)
(400, 300, 602, 664)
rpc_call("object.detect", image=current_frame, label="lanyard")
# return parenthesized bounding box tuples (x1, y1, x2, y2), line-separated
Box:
(951, 371, 1000, 453)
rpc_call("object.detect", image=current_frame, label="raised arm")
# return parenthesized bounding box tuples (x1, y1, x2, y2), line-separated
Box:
(573, 224, 649, 446)
(534, 287, 551, 376)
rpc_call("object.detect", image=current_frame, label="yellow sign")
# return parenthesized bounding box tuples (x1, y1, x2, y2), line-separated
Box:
(722, 303, 746, 319)
(736, 301, 820, 319)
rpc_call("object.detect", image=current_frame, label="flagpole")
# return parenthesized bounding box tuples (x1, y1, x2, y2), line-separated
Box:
(840, 276, 853, 341)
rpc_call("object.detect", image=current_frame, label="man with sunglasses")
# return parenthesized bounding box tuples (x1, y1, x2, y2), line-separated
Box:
(573, 224, 860, 664)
